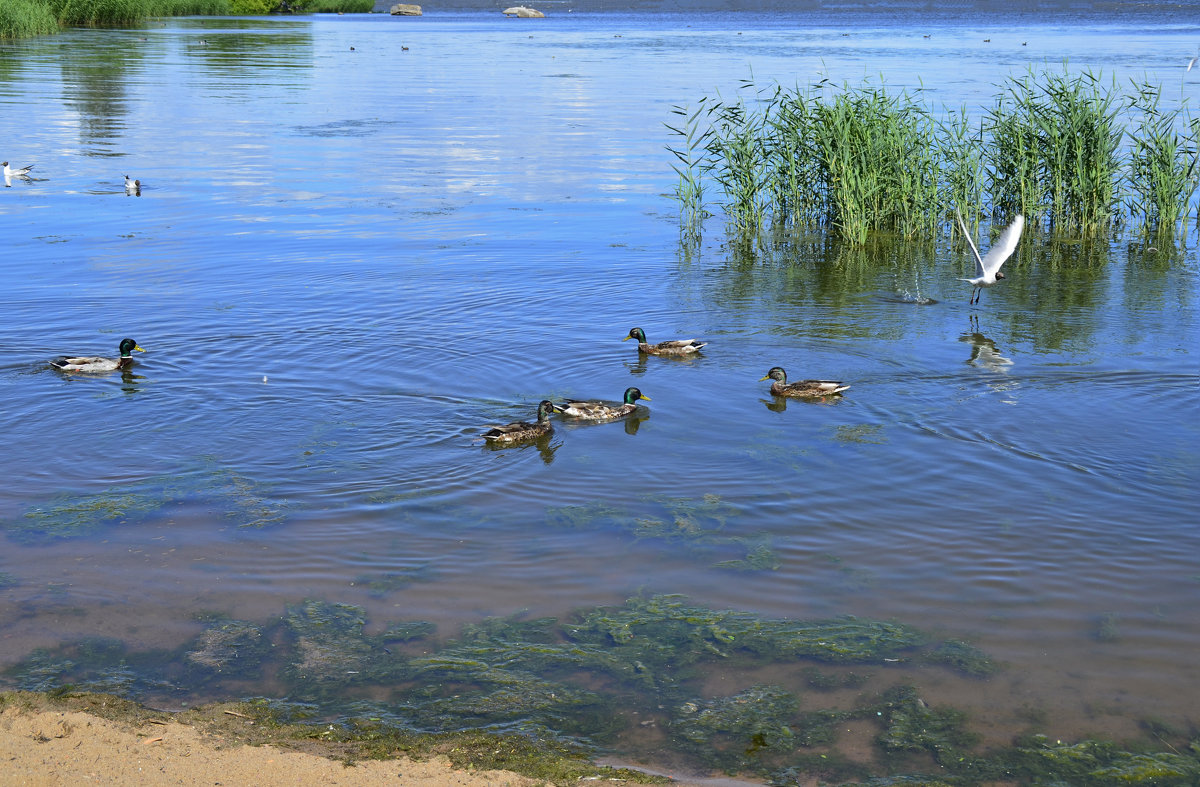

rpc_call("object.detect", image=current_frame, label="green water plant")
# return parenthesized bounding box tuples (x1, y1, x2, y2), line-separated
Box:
(673, 684, 799, 768)
(1127, 81, 1200, 239)
(922, 638, 998, 677)
(11, 595, 1200, 784)
(8, 489, 163, 543)
(280, 600, 413, 692)
(671, 68, 1192, 247)
(184, 619, 270, 678)
(706, 86, 772, 238)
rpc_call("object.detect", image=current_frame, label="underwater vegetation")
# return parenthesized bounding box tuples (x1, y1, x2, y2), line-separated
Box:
(668, 70, 1200, 246)
(545, 493, 782, 572)
(3, 461, 287, 543)
(4, 593, 1198, 785)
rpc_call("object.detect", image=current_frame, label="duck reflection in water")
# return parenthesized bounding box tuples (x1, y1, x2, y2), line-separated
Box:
(960, 315, 1013, 372)
(481, 431, 559, 464)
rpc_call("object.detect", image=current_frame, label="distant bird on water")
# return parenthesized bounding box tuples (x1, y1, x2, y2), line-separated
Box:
(3, 161, 34, 178)
(956, 212, 1024, 305)
(124, 175, 141, 195)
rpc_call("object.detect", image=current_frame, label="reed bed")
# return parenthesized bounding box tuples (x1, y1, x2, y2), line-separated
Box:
(304, 0, 374, 11)
(668, 69, 1200, 246)
(2, 0, 364, 37)
(0, 0, 59, 38)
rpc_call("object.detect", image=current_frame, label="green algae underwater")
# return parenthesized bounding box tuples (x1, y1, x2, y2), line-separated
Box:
(6, 593, 1199, 785)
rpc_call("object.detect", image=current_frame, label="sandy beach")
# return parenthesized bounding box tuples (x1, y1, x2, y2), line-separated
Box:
(0, 692, 763, 787)
(0, 704, 541, 786)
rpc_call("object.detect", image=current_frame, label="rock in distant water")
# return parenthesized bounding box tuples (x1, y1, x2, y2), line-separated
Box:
(390, 3, 422, 14)
(503, 6, 545, 17)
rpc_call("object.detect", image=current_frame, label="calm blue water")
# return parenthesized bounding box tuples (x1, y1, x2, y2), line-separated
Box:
(1, 8, 1199, 779)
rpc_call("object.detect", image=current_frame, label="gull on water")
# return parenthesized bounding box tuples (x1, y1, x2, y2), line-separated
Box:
(124, 175, 141, 195)
(3, 161, 34, 178)
(956, 212, 1024, 305)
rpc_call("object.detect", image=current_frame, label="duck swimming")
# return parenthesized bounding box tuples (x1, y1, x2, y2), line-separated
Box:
(623, 327, 706, 355)
(759, 366, 849, 397)
(555, 387, 650, 420)
(50, 338, 145, 373)
(483, 400, 556, 443)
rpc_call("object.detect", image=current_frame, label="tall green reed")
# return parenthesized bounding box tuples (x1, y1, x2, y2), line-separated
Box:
(44, 0, 230, 25)
(939, 106, 985, 232)
(810, 83, 939, 243)
(704, 87, 771, 238)
(762, 85, 823, 228)
(665, 99, 715, 244)
(985, 74, 1046, 224)
(670, 69, 1195, 249)
(301, 0, 374, 10)
(1042, 70, 1123, 234)
(1127, 81, 1200, 238)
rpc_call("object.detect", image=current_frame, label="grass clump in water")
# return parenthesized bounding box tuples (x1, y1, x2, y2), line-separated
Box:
(987, 68, 1123, 235)
(1127, 81, 1200, 240)
(670, 68, 1194, 246)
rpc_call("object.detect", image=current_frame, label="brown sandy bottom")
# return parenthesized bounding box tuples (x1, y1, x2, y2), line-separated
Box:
(0, 692, 766, 787)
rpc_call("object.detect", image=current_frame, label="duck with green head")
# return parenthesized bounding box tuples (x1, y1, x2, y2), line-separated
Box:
(623, 327, 706, 355)
(759, 367, 849, 397)
(50, 338, 145, 373)
(483, 400, 556, 443)
(555, 387, 650, 420)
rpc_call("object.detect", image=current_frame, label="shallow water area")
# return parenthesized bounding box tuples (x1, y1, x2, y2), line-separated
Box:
(2, 5, 1200, 781)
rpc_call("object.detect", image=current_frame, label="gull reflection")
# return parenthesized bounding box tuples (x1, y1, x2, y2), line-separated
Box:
(960, 316, 1013, 373)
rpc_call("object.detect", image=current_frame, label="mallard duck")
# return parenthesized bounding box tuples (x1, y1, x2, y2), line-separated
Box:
(50, 338, 145, 373)
(555, 387, 650, 420)
(483, 400, 556, 443)
(760, 367, 849, 397)
(623, 327, 706, 355)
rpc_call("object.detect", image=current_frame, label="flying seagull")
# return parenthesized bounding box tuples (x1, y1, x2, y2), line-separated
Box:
(957, 212, 1024, 305)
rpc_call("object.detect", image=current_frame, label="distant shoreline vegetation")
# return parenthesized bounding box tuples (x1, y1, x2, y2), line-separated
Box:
(668, 70, 1200, 246)
(0, 0, 373, 39)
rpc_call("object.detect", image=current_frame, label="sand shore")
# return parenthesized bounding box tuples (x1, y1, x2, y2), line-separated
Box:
(0, 704, 540, 786)
(0, 692, 762, 787)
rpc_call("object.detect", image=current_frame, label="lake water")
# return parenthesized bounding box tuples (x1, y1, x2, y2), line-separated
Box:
(2, 7, 1199, 782)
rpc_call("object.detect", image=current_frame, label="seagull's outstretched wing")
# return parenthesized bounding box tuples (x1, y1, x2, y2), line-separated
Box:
(955, 211, 985, 278)
(980, 214, 1024, 278)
